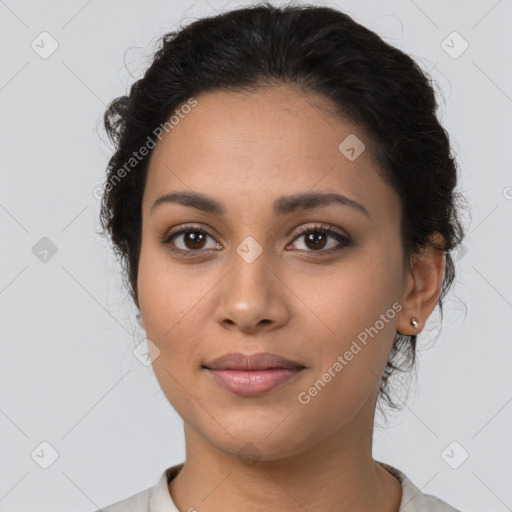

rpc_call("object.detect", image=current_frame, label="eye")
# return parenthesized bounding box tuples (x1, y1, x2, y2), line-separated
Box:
(287, 224, 352, 255)
(160, 223, 351, 256)
(160, 224, 220, 255)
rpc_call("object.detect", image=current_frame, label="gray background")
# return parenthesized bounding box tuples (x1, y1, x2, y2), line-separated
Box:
(1, 0, 511, 511)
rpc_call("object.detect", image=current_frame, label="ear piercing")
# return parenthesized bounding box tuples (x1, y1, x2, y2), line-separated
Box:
(397, 317, 420, 335)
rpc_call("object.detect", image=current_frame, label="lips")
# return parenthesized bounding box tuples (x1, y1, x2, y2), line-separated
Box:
(203, 352, 305, 371)
(202, 352, 306, 397)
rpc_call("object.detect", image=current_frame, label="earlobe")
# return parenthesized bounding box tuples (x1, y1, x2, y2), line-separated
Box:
(396, 316, 420, 336)
(396, 232, 446, 335)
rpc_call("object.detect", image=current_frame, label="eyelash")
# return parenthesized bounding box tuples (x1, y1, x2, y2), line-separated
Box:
(159, 223, 352, 257)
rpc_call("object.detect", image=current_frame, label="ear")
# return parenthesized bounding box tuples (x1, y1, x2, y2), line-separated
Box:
(396, 231, 446, 335)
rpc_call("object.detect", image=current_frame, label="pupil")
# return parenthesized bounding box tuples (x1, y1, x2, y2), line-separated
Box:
(186, 231, 205, 249)
(306, 232, 326, 250)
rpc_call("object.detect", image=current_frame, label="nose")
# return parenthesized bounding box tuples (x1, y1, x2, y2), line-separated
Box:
(214, 248, 290, 335)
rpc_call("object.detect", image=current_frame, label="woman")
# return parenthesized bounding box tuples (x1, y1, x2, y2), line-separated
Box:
(95, 2, 465, 510)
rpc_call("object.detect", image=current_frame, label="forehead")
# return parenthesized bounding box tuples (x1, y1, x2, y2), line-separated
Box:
(143, 85, 398, 221)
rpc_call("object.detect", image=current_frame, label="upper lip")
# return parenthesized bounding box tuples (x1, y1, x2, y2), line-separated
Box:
(203, 352, 305, 371)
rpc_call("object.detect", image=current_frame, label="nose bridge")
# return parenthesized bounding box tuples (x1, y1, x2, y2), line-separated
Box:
(215, 234, 289, 330)
(231, 233, 273, 297)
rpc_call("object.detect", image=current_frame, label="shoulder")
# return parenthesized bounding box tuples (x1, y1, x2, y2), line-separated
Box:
(91, 487, 152, 512)
(92, 486, 151, 512)
(409, 490, 462, 512)
(92, 463, 183, 512)
(377, 461, 462, 512)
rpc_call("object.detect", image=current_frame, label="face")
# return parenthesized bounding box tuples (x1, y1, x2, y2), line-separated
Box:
(137, 85, 409, 461)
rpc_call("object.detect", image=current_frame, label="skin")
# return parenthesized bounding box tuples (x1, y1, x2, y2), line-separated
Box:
(136, 84, 446, 512)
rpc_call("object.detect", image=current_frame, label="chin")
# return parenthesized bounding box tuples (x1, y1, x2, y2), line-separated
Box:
(202, 418, 311, 462)
(216, 437, 302, 463)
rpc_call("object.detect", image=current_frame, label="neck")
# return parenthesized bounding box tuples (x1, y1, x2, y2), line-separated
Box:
(168, 401, 402, 512)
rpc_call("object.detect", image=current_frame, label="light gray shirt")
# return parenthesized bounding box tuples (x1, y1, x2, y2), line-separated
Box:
(94, 460, 461, 511)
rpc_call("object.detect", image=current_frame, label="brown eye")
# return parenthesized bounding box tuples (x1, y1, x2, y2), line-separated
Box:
(161, 225, 220, 254)
(179, 230, 208, 250)
(303, 231, 328, 250)
(288, 225, 351, 254)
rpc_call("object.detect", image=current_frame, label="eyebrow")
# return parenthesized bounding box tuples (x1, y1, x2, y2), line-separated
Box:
(150, 191, 370, 218)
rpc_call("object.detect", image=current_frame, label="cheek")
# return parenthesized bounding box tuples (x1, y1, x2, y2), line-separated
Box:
(137, 250, 203, 420)
(137, 241, 198, 333)
(292, 276, 400, 432)
(136, 243, 216, 384)
(296, 249, 402, 387)
(300, 248, 400, 334)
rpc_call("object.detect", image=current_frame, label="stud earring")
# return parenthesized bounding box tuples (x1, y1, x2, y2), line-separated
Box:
(410, 317, 419, 329)
(136, 312, 144, 329)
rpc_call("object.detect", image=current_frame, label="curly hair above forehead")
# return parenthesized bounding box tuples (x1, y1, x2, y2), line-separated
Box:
(99, 1, 466, 411)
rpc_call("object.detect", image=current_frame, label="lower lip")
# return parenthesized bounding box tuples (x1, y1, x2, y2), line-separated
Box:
(205, 368, 304, 397)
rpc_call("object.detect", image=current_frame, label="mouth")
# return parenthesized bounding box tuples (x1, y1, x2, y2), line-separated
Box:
(202, 352, 306, 397)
